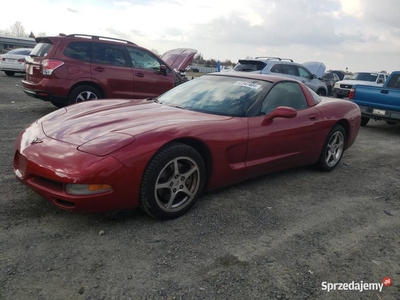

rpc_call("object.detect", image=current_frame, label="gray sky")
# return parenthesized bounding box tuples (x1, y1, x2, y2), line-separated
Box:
(2, 0, 399, 72)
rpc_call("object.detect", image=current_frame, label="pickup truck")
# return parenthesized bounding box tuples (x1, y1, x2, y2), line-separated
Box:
(349, 71, 400, 126)
(332, 72, 388, 98)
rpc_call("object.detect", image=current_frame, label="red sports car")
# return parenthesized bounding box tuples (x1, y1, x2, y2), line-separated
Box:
(14, 73, 361, 219)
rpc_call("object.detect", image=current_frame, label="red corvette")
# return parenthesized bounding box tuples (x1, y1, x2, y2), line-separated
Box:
(14, 73, 361, 219)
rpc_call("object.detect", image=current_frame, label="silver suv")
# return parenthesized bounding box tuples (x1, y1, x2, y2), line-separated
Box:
(232, 57, 328, 96)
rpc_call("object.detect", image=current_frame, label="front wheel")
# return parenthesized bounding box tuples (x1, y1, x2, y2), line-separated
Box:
(361, 117, 369, 127)
(140, 143, 206, 219)
(317, 89, 327, 96)
(69, 85, 102, 105)
(317, 125, 346, 171)
(4, 71, 15, 77)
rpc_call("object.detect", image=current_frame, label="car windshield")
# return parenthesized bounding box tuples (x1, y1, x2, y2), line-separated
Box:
(8, 49, 31, 55)
(233, 60, 266, 72)
(158, 75, 272, 117)
(349, 72, 378, 82)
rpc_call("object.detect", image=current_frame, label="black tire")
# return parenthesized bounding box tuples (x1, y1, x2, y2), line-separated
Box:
(140, 143, 206, 220)
(361, 117, 369, 127)
(317, 89, 327, 96)
(386, 121, 398, 125)
(335, 94, 344, 99)
(50, 101, 67, 108)
(317, 125, 346, 172)
(4, 71, 15, 77)
(69, 85, 102, 105)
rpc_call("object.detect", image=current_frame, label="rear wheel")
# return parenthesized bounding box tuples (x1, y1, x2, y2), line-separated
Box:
(140, 143, 206, 220)
(69, 85, 102, 105)
(317, 125, 346, 171)
(335, 94, 344, 99)
(361, 117, 370, 127)
(317, 89, 326, 96)
(4, 71, 15, 77)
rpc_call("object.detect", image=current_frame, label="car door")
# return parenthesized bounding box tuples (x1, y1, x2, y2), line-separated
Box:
(126, 47, 175, 98)
(92, 43, 135, 98)
(245, 81, 323, 176)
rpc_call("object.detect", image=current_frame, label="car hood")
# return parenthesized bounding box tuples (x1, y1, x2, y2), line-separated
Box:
(160, 48, 197, 71)
(40, 99, 230, 146)
(302, 62, 326, 78)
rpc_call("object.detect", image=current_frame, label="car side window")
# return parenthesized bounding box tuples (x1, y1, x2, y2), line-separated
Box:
(260, 82, 308, 115)
(281, 65, 299, 77)
(64, 42, 91, 63)
(127, 47, 161, 71)
(270, 64, 282, 74)
(93, 44, 128, 67)
(298, 66, 312, 79)
(386, 74, 400, 88)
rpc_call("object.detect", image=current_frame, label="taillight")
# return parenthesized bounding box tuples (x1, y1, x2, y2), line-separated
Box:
(348, 88, 355, 99)
(0, 57, 4, 61)
(18, 58, 25, 63)
(41, 59, 64, 75)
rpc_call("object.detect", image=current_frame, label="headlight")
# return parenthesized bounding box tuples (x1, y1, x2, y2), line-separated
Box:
(334, 83, 340, 88)
(78, 133, 135, 156)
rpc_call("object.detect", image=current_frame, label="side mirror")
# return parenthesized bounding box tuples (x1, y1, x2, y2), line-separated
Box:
(160, 64, 167, 76)
(262, 106, 297, 126)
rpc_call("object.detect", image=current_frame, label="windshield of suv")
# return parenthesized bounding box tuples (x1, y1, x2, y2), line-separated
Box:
(233, 60, 267, 72)
(158, 75, 272, 117)
(349, 72, 378, 82)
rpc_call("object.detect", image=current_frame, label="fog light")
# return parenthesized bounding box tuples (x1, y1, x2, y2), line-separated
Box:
(66, 184, 112, 195)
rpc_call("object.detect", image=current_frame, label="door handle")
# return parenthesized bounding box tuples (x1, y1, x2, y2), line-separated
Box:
(93, 67, 104, 72)
(381, 90, 389, 94)
(135, 73, 144, 77)
(309, 114, 318, 120)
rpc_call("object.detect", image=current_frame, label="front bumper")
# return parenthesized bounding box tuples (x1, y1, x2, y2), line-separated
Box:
(14, 128, 141, 213)
(332, 88, 350, 98)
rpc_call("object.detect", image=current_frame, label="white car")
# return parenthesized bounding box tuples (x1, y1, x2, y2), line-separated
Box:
(0, 48, 32, 76)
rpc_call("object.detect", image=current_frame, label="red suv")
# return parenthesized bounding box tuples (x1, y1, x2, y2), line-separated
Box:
(22, 34, 196, 108)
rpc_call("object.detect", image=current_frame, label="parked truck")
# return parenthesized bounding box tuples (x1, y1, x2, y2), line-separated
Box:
(333, 71, 388, 98)
(349, 71, 400, 126)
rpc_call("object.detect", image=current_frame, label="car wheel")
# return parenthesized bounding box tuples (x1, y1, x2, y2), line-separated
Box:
(386, 121, 397, 125)
(50, 101, 67, 108)
(361, 117, 370, 127)
(317, 89, 327, 96)
(4, 71, 15, 77)
(317, 125, 346, 172)
(140, 142, 206, 219)
(69, 85, 102, 105)
(335, 94, 344, 99)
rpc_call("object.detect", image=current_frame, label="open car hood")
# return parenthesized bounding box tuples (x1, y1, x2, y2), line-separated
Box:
(161, 48, 197, 71)
(303, 61, 326, 78)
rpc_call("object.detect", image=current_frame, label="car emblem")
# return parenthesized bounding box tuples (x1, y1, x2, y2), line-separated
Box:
(30, 137, 43, 145)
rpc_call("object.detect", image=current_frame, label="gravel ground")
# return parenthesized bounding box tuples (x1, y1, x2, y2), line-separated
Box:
(0, 73, 399, 300)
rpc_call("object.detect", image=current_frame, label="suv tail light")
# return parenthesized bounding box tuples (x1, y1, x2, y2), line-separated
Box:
(41, 59, 64, 75)
(348, 88, 355, 99)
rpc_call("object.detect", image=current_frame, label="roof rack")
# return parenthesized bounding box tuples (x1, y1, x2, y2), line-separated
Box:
(64, 34, 136, 45)
(255, 56, 293, 62)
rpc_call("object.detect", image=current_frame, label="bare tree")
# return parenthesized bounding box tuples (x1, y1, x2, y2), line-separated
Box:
(0, 21, 27, 37)
(151, 49, 160, 56)
(9, 22, 27, 37)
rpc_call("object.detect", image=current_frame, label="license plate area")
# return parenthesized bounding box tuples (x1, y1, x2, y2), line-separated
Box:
(373, 109, 386, 116)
